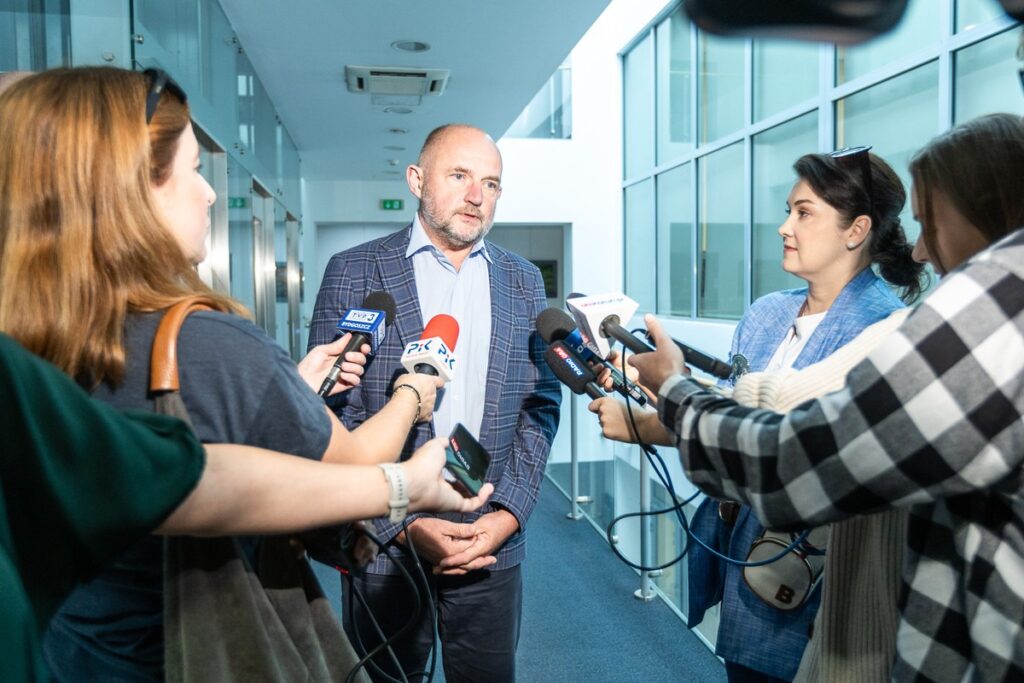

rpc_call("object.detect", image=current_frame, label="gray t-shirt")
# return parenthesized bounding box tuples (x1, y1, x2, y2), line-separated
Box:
(43, 309, 330, 681)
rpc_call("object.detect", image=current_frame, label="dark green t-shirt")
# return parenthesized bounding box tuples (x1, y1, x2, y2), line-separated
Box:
(0, 334, 203, 683)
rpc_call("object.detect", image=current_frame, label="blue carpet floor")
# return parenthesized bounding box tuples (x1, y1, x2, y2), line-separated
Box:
(313, 480, 726, 682)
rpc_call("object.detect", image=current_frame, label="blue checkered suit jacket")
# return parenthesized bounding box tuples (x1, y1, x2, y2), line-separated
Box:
(308, 225, 561, 573)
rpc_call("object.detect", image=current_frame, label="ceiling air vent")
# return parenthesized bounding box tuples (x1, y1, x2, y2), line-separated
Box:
(345, 66, 450, 102)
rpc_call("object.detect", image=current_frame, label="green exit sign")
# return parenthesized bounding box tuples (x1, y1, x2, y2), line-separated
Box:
(227, 196, 248, 209)
(380, 199, 404, 211)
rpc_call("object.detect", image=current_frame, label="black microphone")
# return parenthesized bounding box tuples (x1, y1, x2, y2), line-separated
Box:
(318, 291, 397, 397)
(544, 340, 605, 399)
(568, 292, 731, 380)
(537, 307, 647, 405)
(643, 331, 733, 380)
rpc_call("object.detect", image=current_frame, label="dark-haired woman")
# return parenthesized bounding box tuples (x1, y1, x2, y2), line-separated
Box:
(685, 149, 926, 683)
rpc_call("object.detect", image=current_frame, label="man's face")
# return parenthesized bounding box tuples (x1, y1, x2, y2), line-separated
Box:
(407, 127, 503, 250)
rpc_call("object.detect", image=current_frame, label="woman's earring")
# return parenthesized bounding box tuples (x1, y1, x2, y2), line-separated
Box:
(847, 241, 858, 250)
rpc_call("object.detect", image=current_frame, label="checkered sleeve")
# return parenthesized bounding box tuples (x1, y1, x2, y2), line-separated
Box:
(659, 257, 1024, 531)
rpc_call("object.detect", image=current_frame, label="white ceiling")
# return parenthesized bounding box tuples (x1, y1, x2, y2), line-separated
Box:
(218, 0, 612, 181)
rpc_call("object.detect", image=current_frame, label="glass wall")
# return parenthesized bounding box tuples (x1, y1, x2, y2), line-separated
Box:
(0, 0, 70, 70)
(697, 142, 745, 319)
(623, 0, 1021, 321)
(752, 111, 817, 300)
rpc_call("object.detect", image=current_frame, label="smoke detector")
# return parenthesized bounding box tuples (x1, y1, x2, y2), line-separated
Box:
(345, 65, 450, 107)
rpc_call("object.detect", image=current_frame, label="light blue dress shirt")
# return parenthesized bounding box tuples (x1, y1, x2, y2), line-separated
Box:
(406, 214, 492, 441)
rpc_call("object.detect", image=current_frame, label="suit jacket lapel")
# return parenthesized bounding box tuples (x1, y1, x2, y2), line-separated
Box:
(375, 226, 424, 347)
(478, 247, 514, 452)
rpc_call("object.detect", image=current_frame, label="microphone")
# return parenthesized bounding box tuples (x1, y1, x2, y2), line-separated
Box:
(643, 331, 734, 380)
(567, 292, 733, 380)
(536, 307, 647, 406)
(400, 314, 459, 382)
(544, 340, 605, 400)
(318, 291, 397, 397)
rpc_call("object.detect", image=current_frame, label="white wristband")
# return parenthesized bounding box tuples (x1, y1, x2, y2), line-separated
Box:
(378, 463, 409, 523)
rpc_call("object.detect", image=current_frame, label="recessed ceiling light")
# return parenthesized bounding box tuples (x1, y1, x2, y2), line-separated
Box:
(388, 128, 407, 135)
(384, 145, 406, 151)
(391, 40, 430, 53)
(384, 106, 414, 114)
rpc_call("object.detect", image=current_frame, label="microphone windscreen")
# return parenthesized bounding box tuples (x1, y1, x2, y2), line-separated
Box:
(536, 307, 575, 344)
(362, 291, 397, 326)
(422, 314, 460, 351)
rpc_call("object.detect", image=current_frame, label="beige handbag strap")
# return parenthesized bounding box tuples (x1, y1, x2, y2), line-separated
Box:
(149, 296, 218, 392)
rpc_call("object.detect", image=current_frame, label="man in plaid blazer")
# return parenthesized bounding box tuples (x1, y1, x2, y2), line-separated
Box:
(309, 124, 560, 683)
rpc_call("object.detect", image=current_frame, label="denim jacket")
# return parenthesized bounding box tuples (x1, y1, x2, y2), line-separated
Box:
(686, 268, 904, 679)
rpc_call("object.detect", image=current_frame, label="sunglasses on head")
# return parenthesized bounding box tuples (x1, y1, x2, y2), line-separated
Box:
(143, 68, 187, 124)
(830, 145, 873, 216)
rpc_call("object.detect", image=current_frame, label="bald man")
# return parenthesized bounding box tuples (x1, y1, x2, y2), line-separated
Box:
(309, 124, 560, 683)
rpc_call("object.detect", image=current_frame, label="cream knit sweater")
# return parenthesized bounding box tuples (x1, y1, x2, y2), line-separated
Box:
(731, 308, 911, 683)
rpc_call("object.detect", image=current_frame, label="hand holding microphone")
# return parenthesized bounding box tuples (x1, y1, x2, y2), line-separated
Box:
(629, 314, 685, 395)
(393, 314, 460, 422)
(318, 292, 396, 398)
(299, 334, 369, 397)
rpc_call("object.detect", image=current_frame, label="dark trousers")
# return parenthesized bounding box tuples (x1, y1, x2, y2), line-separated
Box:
(725, 661, 790, 683)
(344, 565, 522, 683)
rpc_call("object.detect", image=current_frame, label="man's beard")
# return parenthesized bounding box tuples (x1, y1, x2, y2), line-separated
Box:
(419, 194, 491, 249)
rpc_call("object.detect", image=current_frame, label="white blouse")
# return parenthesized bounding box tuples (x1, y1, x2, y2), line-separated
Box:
(763, 310, 827, 373)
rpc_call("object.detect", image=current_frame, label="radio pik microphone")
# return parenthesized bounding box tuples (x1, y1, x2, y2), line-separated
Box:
(536, 307, 647, 406)
(544, 340, 605, 400)
(318, 291, 397, 397)
(400, 314, 459, 382)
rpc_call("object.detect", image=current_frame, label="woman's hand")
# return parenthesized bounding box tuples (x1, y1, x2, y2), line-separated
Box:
(297, 333, 369, 396)
(403, 438, 494, 514)
(588, 396, 640, 443)
(393, 372, 444, 422)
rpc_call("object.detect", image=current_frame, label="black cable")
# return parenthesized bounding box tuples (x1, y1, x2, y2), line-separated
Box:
(343, 527, 423, 683)
(605, 337, 813, 572)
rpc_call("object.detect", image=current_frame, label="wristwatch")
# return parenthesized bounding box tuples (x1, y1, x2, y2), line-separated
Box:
(378, 463, 409, 523)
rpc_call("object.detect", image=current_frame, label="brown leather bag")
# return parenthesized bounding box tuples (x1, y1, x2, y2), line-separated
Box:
(151, 297, 368, 683)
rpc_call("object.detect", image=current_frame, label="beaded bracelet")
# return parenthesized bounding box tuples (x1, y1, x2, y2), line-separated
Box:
(394, 383, 422, 425)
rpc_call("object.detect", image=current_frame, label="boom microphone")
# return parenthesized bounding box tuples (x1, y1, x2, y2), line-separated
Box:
(318, 291, 397, 397)
(400, 314, 459, 382)
(536, 307, 647, 406)
(544, 341, 605, 400)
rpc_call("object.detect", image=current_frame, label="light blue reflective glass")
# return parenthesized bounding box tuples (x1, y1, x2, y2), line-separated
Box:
(656, 163, 693, 316)
(625, 33, 654, 178)
(836, 0, 938, 84)
(753, 41, 819, 121)
(837, 61, 939, 249)
(274, 202, 289, 352)
(625, 179, 656, 312)
(752, 111, 818, 301)
(955, 28, 1024, 123)
(656, 8, 692, 163)
(697, 142, 745, 319)
(228, 156, 256, 312)
(0, 0, 70, 70)
(957, 0, 1008, 31)
(698, 33, 745, 143)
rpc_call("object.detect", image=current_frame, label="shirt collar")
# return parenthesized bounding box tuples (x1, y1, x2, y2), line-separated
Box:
(406, 213, 492, 264)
